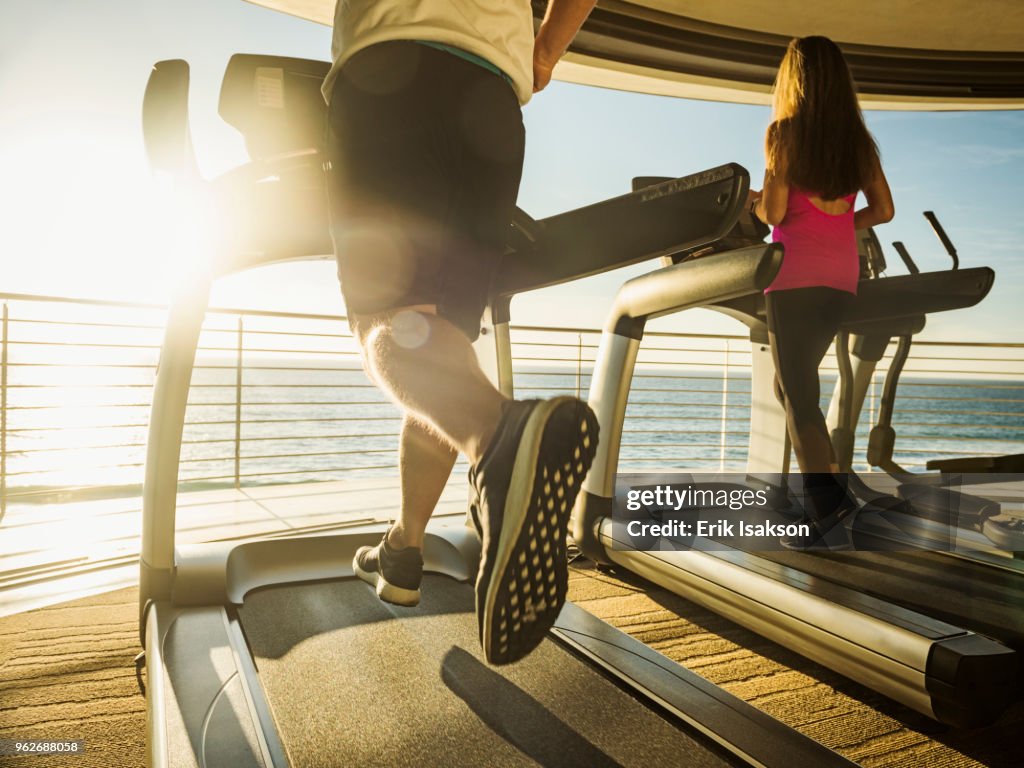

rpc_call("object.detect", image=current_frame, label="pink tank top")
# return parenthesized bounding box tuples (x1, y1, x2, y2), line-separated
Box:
(767, 189, 858, 294)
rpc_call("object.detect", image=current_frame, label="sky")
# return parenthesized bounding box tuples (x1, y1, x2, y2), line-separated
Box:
(1, 0, 1023, 342)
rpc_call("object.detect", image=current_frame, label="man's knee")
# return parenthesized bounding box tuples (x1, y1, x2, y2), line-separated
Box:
(349, 305, 439, 351)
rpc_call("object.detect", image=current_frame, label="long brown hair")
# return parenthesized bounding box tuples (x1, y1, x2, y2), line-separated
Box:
(767, 36, 879, 200)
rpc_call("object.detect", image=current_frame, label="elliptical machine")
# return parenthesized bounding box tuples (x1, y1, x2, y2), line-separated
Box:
(827, 212, 1024, 554)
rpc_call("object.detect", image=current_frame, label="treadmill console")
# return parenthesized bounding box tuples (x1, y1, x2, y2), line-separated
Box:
(858, 227, 887, 279)
(219, 54, 331, 161)
(631, 176, 769, 266)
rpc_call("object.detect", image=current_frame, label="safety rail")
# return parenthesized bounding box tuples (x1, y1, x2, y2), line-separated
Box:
(2, 292, 1023, 517)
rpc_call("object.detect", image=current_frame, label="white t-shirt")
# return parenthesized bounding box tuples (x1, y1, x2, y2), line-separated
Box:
(322, 0, 535, 106)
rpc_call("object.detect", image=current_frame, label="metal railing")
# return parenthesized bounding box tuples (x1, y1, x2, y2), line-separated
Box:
(2, 292, 1023, 516)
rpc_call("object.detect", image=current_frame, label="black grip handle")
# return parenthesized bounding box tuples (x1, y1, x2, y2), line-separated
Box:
(891, 241, 920, 274)
(923, 211, 959, 269)
(507, 207, 543, 254)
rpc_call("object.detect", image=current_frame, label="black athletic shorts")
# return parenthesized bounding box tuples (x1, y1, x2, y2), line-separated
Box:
(325, 41, 525, 341)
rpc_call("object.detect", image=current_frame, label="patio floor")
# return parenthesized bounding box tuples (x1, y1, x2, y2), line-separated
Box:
(0, 477, 468, 618)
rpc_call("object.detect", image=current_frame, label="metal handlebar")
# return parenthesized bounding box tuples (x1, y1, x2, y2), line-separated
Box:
(891, 241, 920, 274)
(923, 211, 959, 270)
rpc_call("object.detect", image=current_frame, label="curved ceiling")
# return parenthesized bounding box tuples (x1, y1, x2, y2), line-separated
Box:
(631, 0, 1024, 51)
(245, 0, 1024, 109)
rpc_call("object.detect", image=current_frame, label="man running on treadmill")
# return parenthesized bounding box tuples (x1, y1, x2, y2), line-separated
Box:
(323, 0, 598, 665)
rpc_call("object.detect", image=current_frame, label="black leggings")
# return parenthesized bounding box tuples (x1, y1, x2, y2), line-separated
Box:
(766, 287, 854, 472)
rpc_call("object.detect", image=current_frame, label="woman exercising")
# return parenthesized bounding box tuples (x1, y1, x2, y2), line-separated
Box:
(749, 36, 894, 546)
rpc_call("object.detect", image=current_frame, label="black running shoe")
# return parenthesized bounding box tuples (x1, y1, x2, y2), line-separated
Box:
(469, 397, 599, 665)
(780, 488, 857, 551)
(353, 529, 424, 606)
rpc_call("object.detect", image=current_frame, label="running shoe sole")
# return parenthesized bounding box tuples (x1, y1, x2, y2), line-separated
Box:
(480, 397, 598, 664)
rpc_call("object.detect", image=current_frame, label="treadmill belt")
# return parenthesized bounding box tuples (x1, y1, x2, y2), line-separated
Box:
(239, 575, 738, 768)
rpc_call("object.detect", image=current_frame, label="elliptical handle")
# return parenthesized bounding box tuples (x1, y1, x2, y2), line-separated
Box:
(923, 211, 959, 270)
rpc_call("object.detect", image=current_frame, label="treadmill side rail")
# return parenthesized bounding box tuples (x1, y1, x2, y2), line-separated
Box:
(146, 602, 287, 768)
(600, 521, 1019, 727)
(553, 602, 861, 768)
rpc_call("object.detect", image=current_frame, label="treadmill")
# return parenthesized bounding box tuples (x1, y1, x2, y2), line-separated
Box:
(573, 180, 1020, 728)
(139, 56, 856, 767)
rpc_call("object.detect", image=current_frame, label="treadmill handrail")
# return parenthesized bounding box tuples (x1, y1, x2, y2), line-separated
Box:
(494, 163, 749, 297)
(605, 243, 783, 337)
(167, 151, 753, 290)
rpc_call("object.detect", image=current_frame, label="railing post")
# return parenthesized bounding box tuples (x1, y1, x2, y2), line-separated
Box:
(869, 370, 878, 438)
(234, 315, 244, 490)
(720, 339, 729, 471)
(576, 333, 583, 398)
(1, 302, 7, 521)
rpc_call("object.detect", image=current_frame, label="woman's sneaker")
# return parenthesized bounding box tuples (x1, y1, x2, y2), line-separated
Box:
(469, 397, 599, 665)
(353, 529, 424, 607)
(780, 490, 858, 552)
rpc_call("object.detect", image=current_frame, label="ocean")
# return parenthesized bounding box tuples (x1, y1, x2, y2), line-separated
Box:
(5, 358, 1020, 501)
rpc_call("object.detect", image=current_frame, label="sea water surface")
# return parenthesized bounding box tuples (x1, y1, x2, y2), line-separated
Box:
(5, 360, 1020, 499)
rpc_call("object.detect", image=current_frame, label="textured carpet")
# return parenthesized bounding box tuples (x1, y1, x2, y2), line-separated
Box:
(566, 560, 1024, 768)
(1, 567, 1021, 767)
(0, 588, 144, 767)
